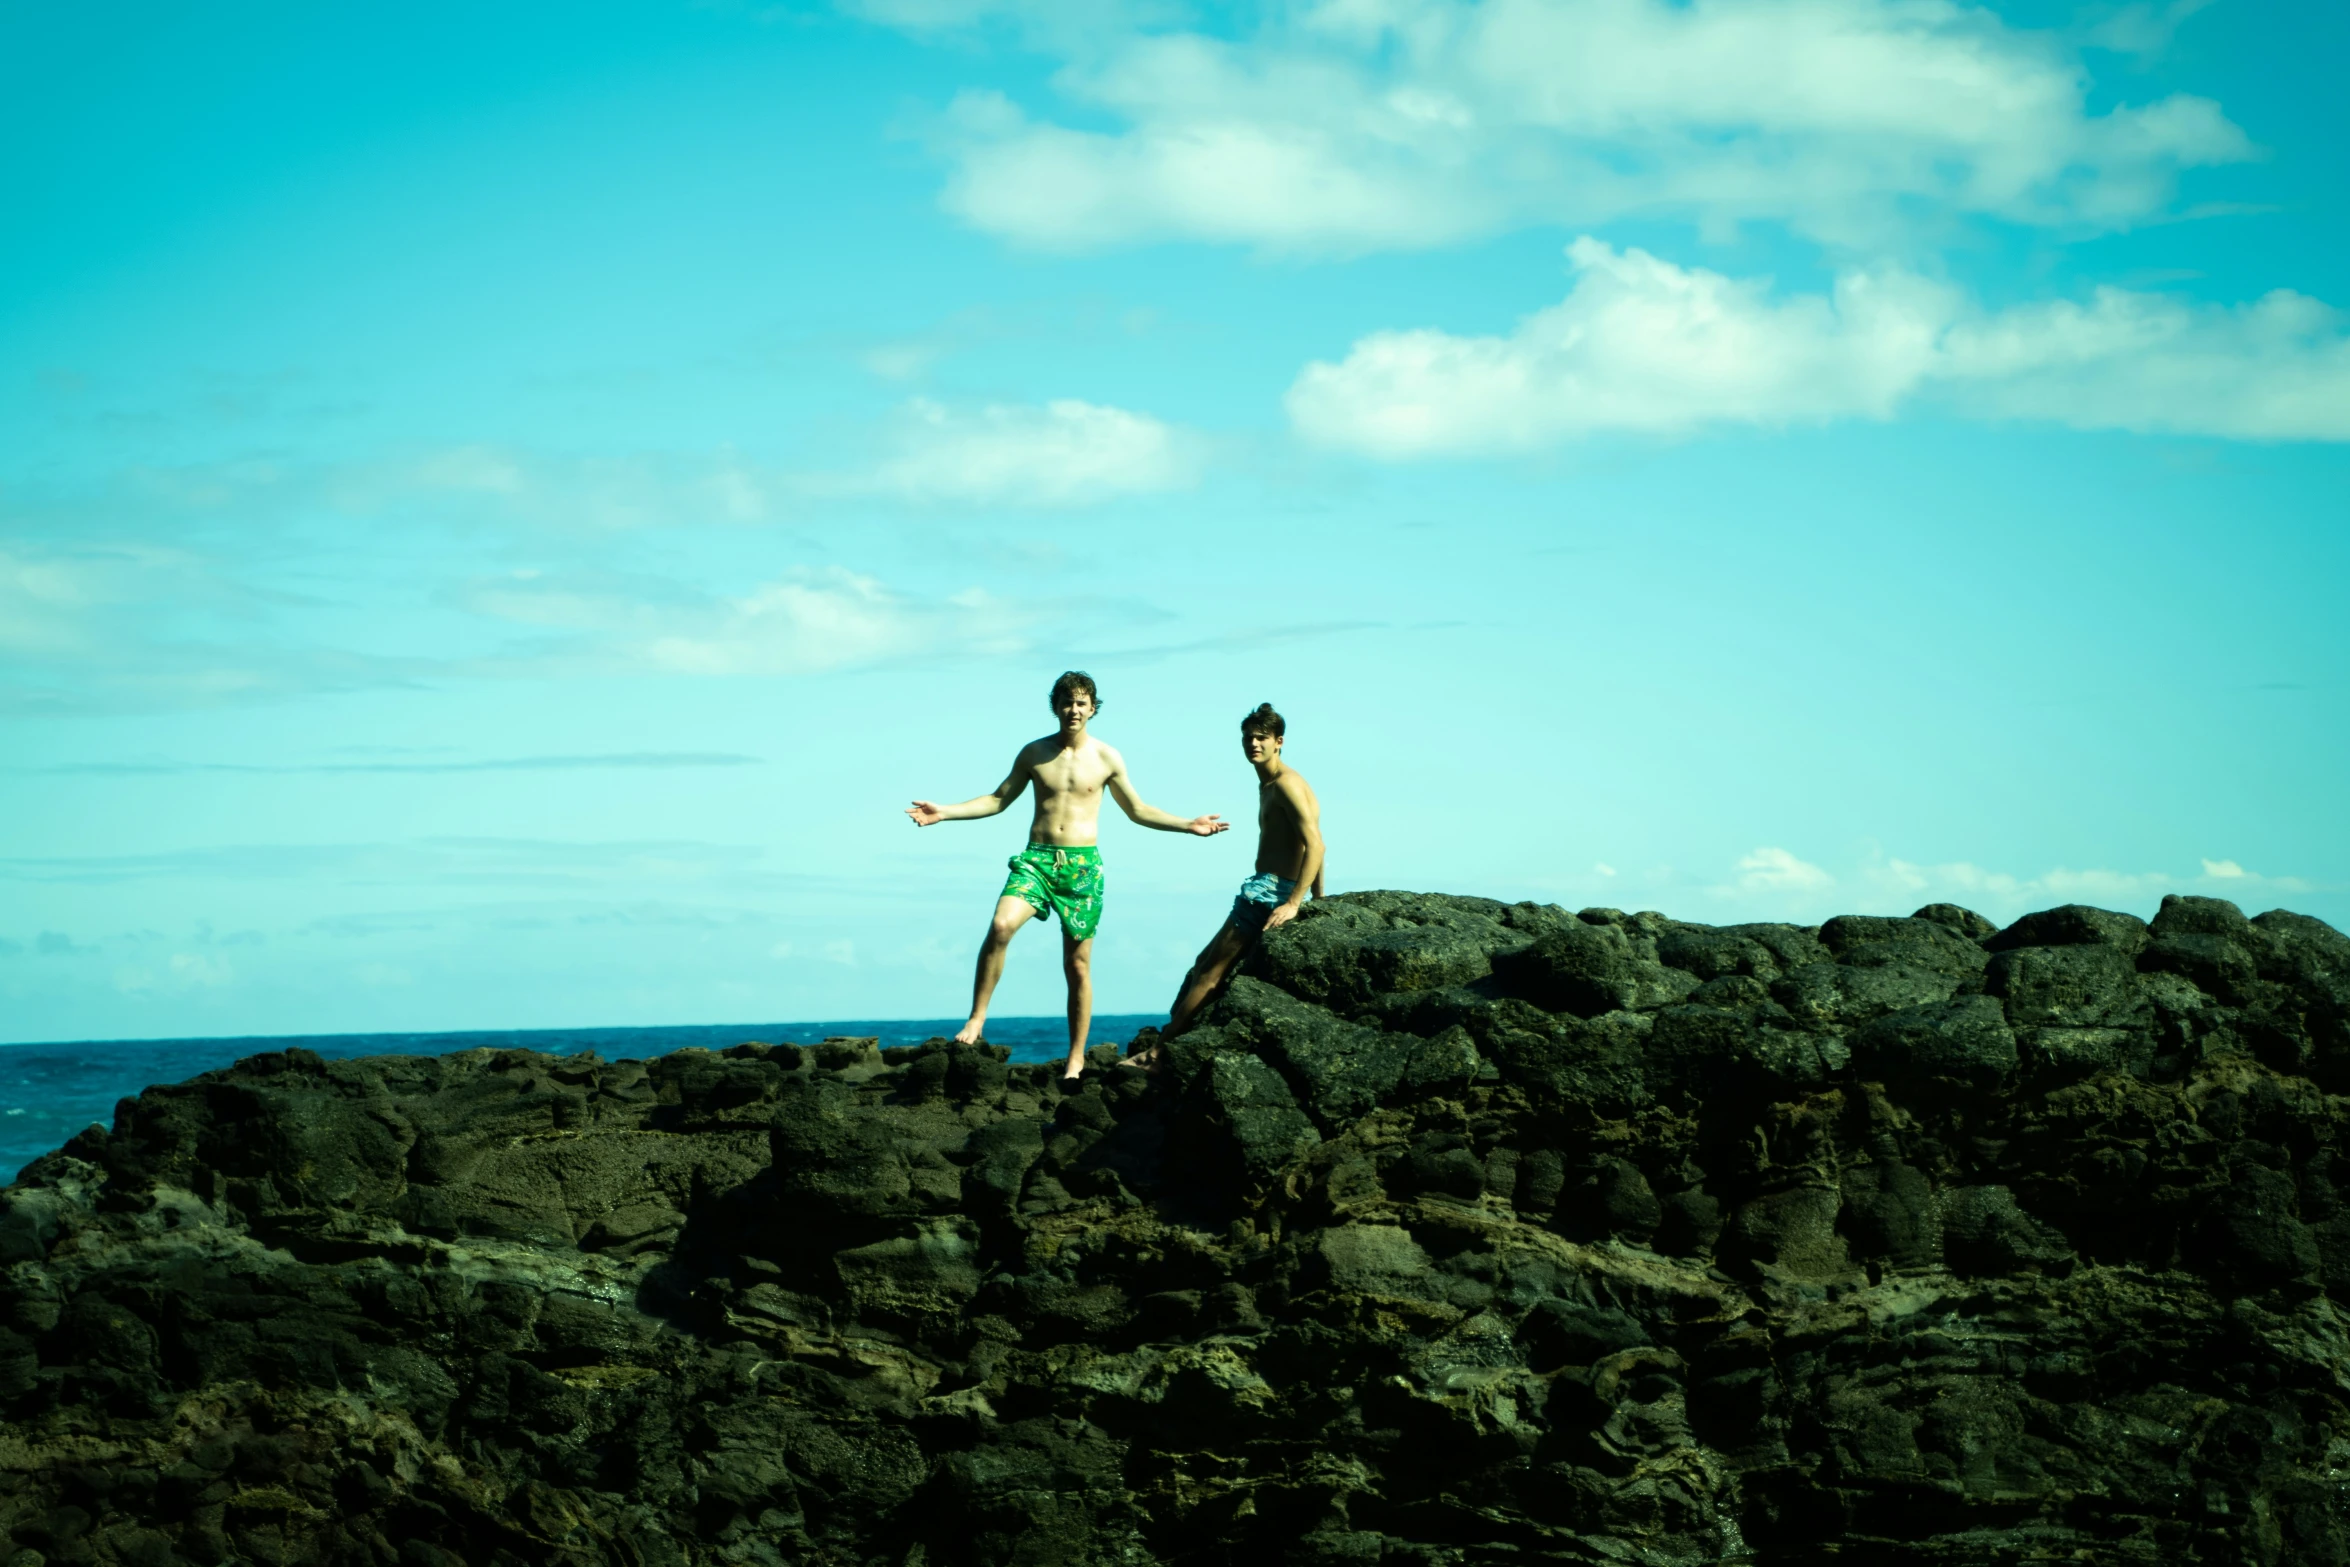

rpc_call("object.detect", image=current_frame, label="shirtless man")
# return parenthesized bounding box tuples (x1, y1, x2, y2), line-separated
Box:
(1144, 703, 1323, 1056)
(906, 671, 1228, 1080)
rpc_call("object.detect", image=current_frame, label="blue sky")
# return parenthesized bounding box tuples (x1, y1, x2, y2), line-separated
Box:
(2, 0, 2344, 1043)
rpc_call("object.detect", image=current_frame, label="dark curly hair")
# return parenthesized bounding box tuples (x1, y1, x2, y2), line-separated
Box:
(1240, 702, 1284, 739)
(1050, 671, 1101, 714)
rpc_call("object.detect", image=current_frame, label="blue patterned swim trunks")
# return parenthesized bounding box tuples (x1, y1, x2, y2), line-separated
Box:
(1230, 870, 1298, 934)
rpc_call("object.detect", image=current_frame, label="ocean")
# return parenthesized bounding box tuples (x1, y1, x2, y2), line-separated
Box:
(0, 1013, 1161, 1186)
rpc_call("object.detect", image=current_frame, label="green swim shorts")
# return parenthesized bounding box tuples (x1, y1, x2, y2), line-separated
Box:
(1001, 843, 1105, 941)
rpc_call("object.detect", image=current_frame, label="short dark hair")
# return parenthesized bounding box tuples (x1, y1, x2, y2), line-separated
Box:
(1240, 702, 1284, 739)
(1050, 670, 1100, 713)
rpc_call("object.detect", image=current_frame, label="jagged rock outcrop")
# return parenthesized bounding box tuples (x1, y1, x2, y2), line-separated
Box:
(6, 891, 2350, 1565)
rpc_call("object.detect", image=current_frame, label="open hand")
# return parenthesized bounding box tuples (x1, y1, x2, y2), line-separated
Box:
(1187, 815, 1229, 836)
(1262, 902, 1301, 931)
(906, 800, 946, 827)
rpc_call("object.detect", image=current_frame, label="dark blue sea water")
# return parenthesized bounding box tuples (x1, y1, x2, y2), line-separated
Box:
(0, 1014, 1160, 1187)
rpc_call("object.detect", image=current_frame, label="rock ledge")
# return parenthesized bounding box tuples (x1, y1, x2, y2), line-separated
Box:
(5, 890, 2350, 1565)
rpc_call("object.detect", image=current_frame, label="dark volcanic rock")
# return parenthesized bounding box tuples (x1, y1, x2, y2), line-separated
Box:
(9, 893, 2350, 1565)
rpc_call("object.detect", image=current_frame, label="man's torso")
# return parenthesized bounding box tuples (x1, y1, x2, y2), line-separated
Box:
(1025, 735, 1116, 846)
(1255, 768, 1316, 876)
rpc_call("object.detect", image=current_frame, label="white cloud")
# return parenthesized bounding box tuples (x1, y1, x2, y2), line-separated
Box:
(1941, 286, 2350, 441)
(847, 397, 1198, 506)
(882, 0, 2255, 253)
(469, 565, 1026, 677)
(0, 543, 250, 657)
(82, 445, 785, 534)
(841, 0, 1151, 36)
(0, 548, 108, 654)
(23, 408, 1191, 637)
(0, 484, 1055, 713)
(1695, 846, 2318, 924)
(0, 540, 422, 714)
(842, 0, 1003, 27)
(345, 406, 1196, 517)
(1287, 239, 2350, 453)
(408, 446, 528, 496)
(643, 572, 979, 675)
(1866, 853, 2310, 914)
(343, 446, 780, 528)
(1290, 238, 1952, 452)
(169, 953, 235, 987)
(1732, 846, 1835, 893)
(863, 342, 945, 382)
(2080, 0, 2214, 61)
(110, 952, 236, 994)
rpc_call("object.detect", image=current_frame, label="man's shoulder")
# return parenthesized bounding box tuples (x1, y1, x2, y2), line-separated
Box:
(1264, 768, 1316, 818)
(1085, 735, 1124, 767)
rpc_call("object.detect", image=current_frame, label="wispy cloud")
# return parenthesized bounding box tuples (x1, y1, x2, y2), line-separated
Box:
(1691, 845, 2320, 921)
(1092, 619, 1388, 664)
(11, 752, 765, 778)
(325, 445, 784, 528)
(1288, 239, 2350, 454)
(0, 837, 782, 887)
(271, 409, 1200, 522)
(1938, 285, 2350, 439)
(824, 397, 1200, 506)
(2079, 0, 2216, 60)
(139, 409, 1200, 529)
(1718, 846, 1835, 896)
(0, 537, 435, 715)
(166, 953, 235, 988)
(872, 0, 2253, 254)
(0, 486, 1055, 710)
(466, 565, 1030, 676)
(0, 546, 115, 655)
(19, 446, 785, 537)
(1861, 851, 2314, 912)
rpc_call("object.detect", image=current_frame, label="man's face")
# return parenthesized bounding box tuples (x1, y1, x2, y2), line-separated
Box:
(1056, 692, 1094, 731)
(1242, 728, 1281, 765)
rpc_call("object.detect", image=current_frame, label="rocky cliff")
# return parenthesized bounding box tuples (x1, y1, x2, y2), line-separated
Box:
(5, 891, 2350, 1566)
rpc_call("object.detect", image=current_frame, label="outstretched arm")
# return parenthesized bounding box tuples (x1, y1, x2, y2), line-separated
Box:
(1261, 775, 1324, 931)
(907, 751, 1033, 827)
(1105, 748, 1227, 837)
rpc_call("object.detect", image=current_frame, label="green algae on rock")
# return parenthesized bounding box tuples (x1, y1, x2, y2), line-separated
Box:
(5, 890, 2350, 1565)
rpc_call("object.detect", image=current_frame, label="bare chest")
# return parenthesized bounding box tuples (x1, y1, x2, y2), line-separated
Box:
(1032, 748, 1112, 798)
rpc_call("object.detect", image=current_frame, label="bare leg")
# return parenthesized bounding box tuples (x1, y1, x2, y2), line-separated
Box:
(1128, 920, 1252, 1071)
(1172, 920, 1252, 1034)
(1061, 933, 1094, 1080)
(958, 896, 1038, 1044)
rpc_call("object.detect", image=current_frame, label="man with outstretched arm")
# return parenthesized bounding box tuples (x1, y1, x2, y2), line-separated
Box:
(907, 671, 1228, 1080)
(1131, 703, 1323, 1068)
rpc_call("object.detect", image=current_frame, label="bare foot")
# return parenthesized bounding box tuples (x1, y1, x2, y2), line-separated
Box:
(1119, 1026, 1166, 1073)
(954, 1019, 984, 1044)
